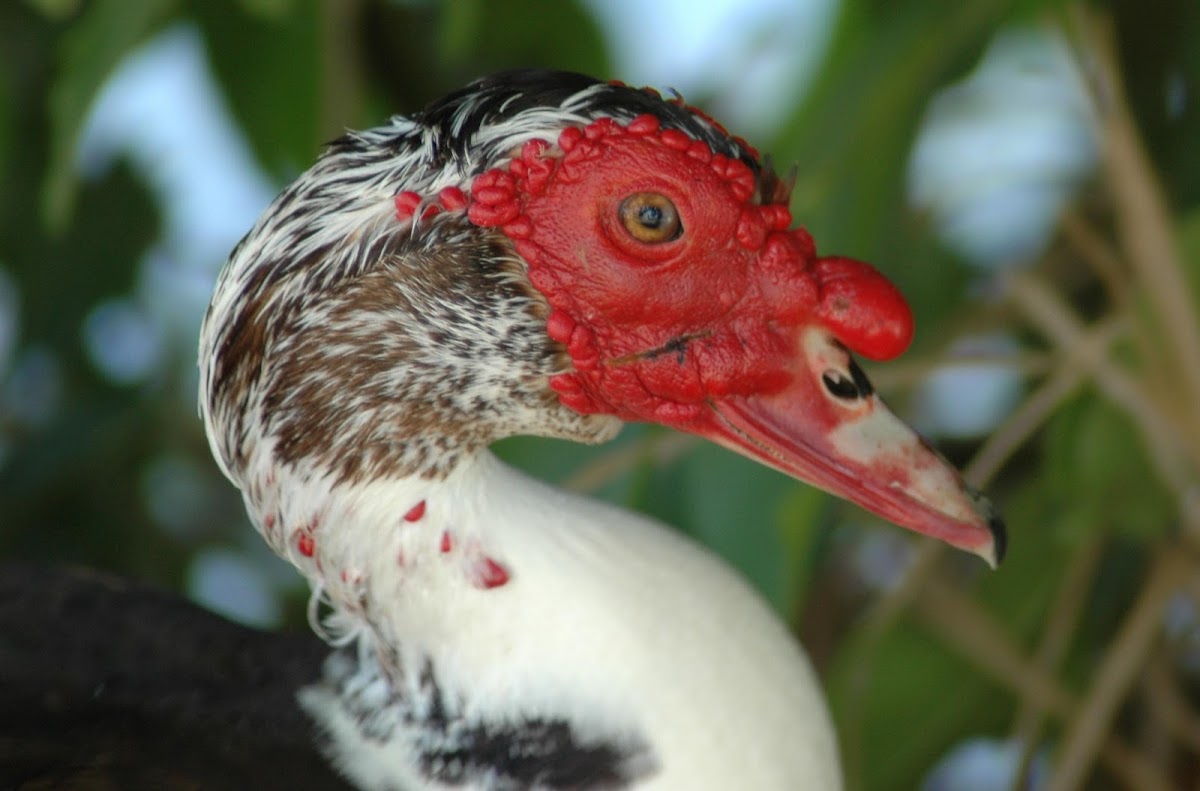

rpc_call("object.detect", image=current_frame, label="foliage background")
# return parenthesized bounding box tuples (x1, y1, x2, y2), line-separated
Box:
(2, 1, 1199, 789)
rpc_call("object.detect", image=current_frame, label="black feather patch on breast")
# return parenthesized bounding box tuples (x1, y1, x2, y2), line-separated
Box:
(416, 704, 654, 790)
(320, 648, 658, 790)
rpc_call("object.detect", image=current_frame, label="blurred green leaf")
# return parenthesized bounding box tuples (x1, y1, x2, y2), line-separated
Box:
(188, 0, 322, 177)
(43, 0, 176, 230)
(832, 619, 1008, 791)
(772, 2, 1009, 261)
(0, 54, 9, 188)
(22, 0, 81, 19)
(774, 483, 832, 620)
(1179, 207, 1200, 290)
(234, 0, 294, 19)
(24, 159, 161, 353)
(761, 1, 1036, 360)
(493, 425, 651, 506)
(1043, 392, 1173, 543)
(438, 0, 480, 64)
(976, 489, 1074, 636)
(832, 485, 1071, 791)
(436, 0, 609, 79)
(1113, 0, 1200, 209)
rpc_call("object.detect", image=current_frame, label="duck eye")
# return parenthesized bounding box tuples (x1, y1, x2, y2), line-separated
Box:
(619, 193, 682, 244)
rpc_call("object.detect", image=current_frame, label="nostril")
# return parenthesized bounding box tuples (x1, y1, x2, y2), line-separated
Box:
(847, 359, 874, 397)
(822, 370, 860, 400)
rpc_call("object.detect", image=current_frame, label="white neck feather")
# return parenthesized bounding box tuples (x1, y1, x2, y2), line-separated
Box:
(245, 446, 842, 790)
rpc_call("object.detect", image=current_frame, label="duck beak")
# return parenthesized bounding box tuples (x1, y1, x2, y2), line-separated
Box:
(692, 334, 1005, 567)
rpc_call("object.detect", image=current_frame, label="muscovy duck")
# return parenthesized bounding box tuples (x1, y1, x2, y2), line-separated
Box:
(198, 69, 1004, 790)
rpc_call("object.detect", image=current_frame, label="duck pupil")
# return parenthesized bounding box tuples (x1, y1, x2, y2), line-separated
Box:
(638, 205, 663, 228)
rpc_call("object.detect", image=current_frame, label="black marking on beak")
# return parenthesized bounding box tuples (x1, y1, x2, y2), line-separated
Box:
(967, 483, 1007, 567)
(990, 513, 1008, 565)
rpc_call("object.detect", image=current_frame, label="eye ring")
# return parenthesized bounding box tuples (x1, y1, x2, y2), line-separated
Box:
(618, 193, 683, 244)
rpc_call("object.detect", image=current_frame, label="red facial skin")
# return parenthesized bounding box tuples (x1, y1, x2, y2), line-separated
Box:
(468, 114, 1003, 566)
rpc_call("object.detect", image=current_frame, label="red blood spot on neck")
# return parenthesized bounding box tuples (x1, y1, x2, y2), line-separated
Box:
(297, 532, 315, 558)
(472, 556, 510, 590)
(403, 500, 426, 522)
(440, 531, 453, 553)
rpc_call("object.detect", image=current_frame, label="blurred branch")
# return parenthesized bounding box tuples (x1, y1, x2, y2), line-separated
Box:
(1058, 209, 1173, 397)
(1045, 549, 1191, 791)
(1069, 9, 1200, 418)
(915, 570, 1175, 791)
(1007, 271, 1200, 536)
(1145, 649, 1200, 758)
(1059, 209, 1130, 311)
(1007, 536, 1105, 791)
(966, 315, 1121, 487)
(868, 351, 1052, 393)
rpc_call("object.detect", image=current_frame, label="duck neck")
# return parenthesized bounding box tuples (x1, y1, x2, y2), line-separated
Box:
(250, 448, 518, 638)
